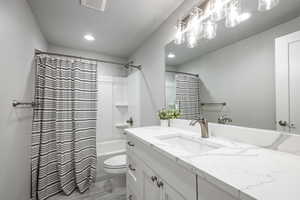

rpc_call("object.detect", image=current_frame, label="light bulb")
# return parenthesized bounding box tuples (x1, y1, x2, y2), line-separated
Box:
(186, 31, 198, 48)
(188, 7, 204, 40)
(239, 12, 252, 22)
(174, 20, 185, 45)
(225, 0, 241, 28)
(203, 20, 217, 40)
(258, 0, 279, 11)
(210, 0, 226, 21)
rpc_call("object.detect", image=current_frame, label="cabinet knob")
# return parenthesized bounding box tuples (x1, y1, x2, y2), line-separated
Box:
(157, 181, 164, 188)
(128, 194, 133, 200)
(128, 164, 136, 171)
(127, 141, 135, 147)
(151, 176, 157, 183)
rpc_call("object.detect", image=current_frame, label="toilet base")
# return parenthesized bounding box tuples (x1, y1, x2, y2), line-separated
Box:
(105, 174, 126, 193)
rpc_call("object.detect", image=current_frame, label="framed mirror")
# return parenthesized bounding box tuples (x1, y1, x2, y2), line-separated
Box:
(164, 0, 300, 134)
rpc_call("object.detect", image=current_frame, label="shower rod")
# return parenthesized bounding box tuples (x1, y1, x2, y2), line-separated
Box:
(35, 49, 142, 70)
(166, 70, 199, 77)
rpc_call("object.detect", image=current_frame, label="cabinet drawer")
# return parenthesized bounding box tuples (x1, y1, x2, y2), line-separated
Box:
(127, 184, 139, 200)
(127, 153, 141, 196)
(127, 134, 197, 200)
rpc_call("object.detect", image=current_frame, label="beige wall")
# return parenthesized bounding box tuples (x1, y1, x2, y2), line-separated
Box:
(0, 1, 47, 200)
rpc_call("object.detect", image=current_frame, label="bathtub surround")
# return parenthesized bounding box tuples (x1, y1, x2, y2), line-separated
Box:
(31, 56, 97, 200)
(0, 1, 47, 200)
(97, 76, 129, 142)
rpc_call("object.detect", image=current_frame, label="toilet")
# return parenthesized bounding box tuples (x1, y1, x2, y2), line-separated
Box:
(104, 154, 127, 174)
(103, 154, 127, 191)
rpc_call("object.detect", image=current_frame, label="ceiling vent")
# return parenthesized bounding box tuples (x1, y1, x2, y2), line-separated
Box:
(81, 0, 107, 11)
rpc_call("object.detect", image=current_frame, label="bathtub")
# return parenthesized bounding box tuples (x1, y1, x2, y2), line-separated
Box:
(97, 139, 126, 157)
(96, 139, 126, 180)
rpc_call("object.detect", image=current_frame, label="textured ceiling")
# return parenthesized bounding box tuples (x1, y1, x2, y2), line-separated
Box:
(28, 0, 184, 58)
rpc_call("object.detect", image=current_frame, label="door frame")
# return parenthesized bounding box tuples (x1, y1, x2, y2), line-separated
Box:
(275, 30, 300, 132)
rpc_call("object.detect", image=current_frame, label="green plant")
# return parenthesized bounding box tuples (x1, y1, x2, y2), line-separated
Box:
(171, 109, 181, 119)
(158, 109, 169, 120)
(158, 109, 181, 120)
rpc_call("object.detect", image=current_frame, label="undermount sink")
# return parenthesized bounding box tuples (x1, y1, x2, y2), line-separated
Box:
(155, 134, 222, 156)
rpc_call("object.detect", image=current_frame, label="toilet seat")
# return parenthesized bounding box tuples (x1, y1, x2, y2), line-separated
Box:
(104, 154, 127, 174)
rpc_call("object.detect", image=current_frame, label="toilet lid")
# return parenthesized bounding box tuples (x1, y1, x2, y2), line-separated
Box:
(104, 155, 127, 169)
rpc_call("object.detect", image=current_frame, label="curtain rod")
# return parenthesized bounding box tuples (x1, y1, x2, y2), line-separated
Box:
(35, 49, 142, 70)
(166, 70, 199, 77)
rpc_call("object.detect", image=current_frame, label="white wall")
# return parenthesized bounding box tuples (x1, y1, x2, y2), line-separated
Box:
(176, 16, 300, 130)
(0, 1, 47, 200)
(129, 0, 197, 126)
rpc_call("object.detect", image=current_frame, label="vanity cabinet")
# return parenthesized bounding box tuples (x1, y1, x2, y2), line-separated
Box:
(126, 134, 197, 200)
(126, 134, 238, 200)
(140, 162, 186, 200)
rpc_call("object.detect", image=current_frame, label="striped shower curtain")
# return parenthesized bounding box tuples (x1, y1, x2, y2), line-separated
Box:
(175, 74, 201, 120)
(31, 56, 97, 200)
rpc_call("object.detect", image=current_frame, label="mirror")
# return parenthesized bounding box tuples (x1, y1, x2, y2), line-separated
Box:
(165, 0, 300, 133)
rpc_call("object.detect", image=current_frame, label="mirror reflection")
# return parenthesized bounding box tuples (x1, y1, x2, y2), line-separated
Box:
(165, 0, 300, 134)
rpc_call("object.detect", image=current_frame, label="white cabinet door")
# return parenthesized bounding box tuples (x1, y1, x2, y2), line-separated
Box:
(127, 184, 139, 200)
(275, 31, 300, 133)
(162, 182, 186, 200)
(141, 163, 162, 200)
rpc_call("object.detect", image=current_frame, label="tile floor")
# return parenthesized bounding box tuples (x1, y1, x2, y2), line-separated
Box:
(48, 177, 126, 200)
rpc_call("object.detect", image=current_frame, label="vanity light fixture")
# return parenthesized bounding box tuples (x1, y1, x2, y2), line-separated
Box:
(258, 0, 280, 11)
(168, 53, 176, 58)
(174, 20, 185, 45)
(84, 34, 95, 41)
(174, 0, 279, 48)
(239, 12, 252, 22)
(225, 0, 241, 28)
(203, 20, 217, 40)
(210, 0, 226, 22)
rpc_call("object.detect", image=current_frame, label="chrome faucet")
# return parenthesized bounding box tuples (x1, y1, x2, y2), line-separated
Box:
(189, 118, 209, 138)
(218, 115, 232, 125)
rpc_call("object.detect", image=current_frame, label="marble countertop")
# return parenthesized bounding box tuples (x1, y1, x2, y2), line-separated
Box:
(125, 126, 300, 200)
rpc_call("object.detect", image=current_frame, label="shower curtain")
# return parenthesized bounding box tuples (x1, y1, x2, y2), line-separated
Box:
(175, 74, 201, 120)
(31, 56, 97, 200)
